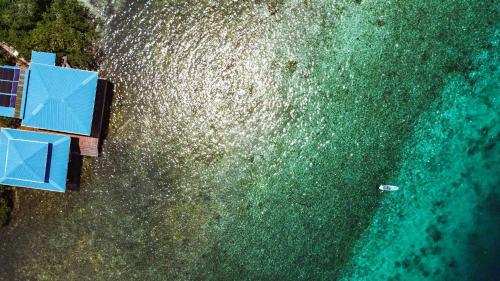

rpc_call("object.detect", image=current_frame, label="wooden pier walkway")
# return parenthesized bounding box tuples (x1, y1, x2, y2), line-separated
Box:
(19, 126, 99, 157)
(14, 68, 25, 118)
(0, 42, 29, 66)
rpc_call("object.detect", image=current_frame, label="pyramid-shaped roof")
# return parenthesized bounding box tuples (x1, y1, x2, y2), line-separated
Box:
(5, 138, 49, 182)
(0, 128, 70, 192)
(21, 62, 98, 135)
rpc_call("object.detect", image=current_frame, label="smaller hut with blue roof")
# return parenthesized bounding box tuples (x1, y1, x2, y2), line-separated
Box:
(0, 129, 70, 192)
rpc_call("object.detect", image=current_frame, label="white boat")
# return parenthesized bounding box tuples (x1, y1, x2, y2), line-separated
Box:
(379, 184, 399, 191)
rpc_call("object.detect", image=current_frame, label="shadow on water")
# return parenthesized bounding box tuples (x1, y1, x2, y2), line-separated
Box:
(0, 190, 14, 226)
(66, 153, 83, 192)
(96, 79, 115, 152)
(67, 79, 115, 192)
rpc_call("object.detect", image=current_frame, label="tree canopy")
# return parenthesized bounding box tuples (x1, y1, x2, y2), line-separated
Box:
(0, 0, 100, 68)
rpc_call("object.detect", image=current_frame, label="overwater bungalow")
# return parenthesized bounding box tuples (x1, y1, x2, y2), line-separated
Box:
(0, 51, 111, 192)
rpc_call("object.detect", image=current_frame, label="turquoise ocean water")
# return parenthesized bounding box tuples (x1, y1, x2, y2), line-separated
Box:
(0, 1, 498, 280)
(345, 29, 500, 281)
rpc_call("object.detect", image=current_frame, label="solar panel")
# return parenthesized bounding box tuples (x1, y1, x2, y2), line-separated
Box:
(0, 81, 11, 92)
(0, 95, 10, 107)
(0, 66, 21, 109)
(0, 68, 14, 80)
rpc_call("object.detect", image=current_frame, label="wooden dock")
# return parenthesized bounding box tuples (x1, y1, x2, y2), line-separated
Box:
(14, 67, 26, 118)
(77, 137, 99, 157)
(18, 126, 99, 157)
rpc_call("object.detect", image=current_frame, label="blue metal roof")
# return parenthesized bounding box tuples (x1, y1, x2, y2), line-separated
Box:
(0, 128, 70, 192)
(21, 63, 98, 135)
(31, 51, 56, 66)
(0, 107, 14, 117)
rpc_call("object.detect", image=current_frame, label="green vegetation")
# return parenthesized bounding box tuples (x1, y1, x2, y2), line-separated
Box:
(0, 0, 100, 68)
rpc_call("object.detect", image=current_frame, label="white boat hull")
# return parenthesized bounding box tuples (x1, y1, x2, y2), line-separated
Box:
(379, 184, 399, 191)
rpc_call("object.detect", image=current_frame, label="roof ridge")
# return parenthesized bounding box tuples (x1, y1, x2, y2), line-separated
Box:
(0, 129, 69, 192)
(6, 139, 48, 181)
(21, 64, 97, 135)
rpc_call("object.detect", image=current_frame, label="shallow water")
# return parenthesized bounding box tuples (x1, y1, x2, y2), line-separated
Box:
(344, 29, 500, 281)
(0, 0, 498, 280)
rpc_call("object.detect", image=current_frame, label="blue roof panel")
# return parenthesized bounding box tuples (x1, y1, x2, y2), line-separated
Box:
(31, 51, 56, 66)
(0, 107, 14, 118)
(21, 63, 98, 135)
(0, 128, 70, 192)
(5, 139, 48, 182)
